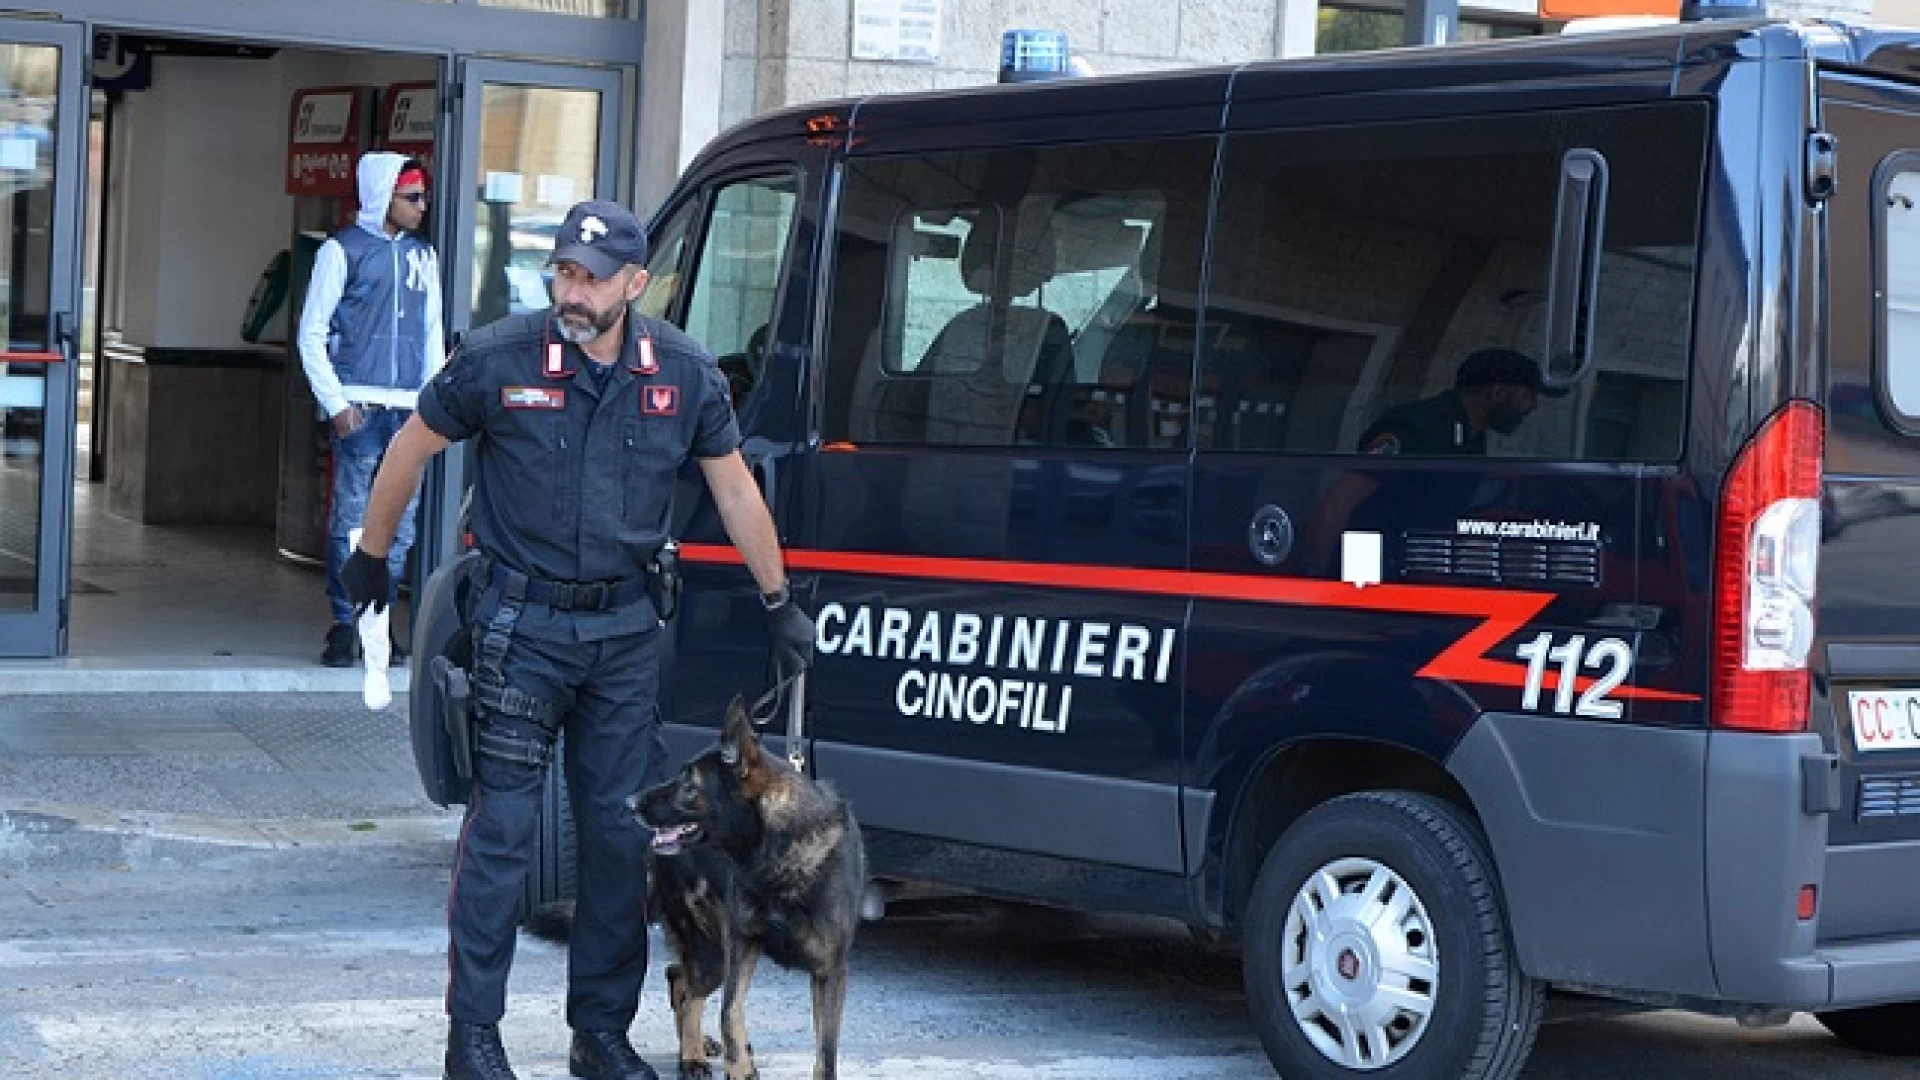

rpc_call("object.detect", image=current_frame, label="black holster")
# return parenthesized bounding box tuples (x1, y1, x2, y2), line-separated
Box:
(647, 539, 683, 624)
(432, 655, 475, 782)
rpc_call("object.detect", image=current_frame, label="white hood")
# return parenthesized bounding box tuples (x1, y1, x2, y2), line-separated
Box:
(355, 151, 408, 236)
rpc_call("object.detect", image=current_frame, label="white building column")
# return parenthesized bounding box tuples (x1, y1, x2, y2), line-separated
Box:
(636, 0, 726, 215)
(1276, 0, 1321, 58)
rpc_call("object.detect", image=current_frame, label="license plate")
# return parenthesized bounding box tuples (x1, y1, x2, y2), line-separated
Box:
(1847, 691, 1920, 752)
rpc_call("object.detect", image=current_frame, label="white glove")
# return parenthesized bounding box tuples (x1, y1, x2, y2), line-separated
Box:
(349, 529, 393, 710)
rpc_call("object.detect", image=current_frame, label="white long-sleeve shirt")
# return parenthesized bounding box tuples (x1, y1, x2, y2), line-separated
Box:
(297, 232, 447, 419)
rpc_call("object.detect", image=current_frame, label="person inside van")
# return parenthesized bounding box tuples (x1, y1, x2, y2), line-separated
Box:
(1297, 347, 1565, 572)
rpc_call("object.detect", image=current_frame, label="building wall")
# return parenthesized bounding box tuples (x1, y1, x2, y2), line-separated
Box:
(1877, 0, 1920, 23)
(721, 0, 1300, 131)
(719, 0, 1547, 132)
(712, 0, 1898, 137)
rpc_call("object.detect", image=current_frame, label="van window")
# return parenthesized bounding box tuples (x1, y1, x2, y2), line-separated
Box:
(822, 139, 1214, 449)
(1883, 168, 1920, 421)
(637, 198, 696, 320)
(1199, 102, 1708, 461)
(685, 173, 800, 402)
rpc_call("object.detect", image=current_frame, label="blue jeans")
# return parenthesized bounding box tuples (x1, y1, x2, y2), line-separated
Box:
(324, 406, 420, 626)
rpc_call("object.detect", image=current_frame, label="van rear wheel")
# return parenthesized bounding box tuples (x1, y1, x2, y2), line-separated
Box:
(1242, 791, 1543, 1080)
(1817, 1004, 1920, 1055)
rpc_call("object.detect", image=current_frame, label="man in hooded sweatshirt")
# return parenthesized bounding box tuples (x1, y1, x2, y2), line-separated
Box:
(299, 152, 445, 667)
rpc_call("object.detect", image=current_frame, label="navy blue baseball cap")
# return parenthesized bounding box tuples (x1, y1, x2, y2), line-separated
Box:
(548, 199, 649, 280)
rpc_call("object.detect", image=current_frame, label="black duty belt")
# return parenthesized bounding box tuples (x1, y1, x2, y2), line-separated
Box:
(485, 559, 651, 612)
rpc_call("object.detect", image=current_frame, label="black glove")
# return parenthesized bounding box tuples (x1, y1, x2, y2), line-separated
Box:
(764, 586, 816, 674)
(342, 547, 392, 616)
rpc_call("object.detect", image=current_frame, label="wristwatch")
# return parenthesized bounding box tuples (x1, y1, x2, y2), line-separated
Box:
(760, 581, 791, 609)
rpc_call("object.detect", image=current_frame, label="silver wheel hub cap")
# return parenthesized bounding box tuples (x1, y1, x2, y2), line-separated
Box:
(1281, 856, 1439, 1070)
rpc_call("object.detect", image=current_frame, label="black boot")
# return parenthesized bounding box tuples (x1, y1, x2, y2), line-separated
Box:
(570, 1028, 660, 1080)
(322, 623, 357, 668)
(445, 1020, 518, 1080)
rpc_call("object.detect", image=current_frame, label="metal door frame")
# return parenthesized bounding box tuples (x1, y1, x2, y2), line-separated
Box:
(415, 58, 626, 582)
(0, 18, 86, 657)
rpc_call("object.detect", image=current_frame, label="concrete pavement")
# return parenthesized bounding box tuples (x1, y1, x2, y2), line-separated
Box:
(0, 691, 456, 844)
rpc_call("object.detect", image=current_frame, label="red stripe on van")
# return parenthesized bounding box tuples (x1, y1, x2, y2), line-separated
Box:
(679, 543, 1699, 702)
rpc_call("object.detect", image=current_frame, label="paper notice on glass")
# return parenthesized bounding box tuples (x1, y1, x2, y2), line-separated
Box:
(0, 136, 37, 171)
(853, 0, 941, 63)
(536, 174, 576, 208)
(483, 171, 525, 204)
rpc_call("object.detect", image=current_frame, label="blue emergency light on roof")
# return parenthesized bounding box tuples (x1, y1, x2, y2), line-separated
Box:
(1000, 29, 1071, 84)
(1678, 0, 1767, 20)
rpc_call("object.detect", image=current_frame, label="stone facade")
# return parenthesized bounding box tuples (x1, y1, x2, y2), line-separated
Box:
(721, 0, 1316, 131)
(715, 0, 1899, 135)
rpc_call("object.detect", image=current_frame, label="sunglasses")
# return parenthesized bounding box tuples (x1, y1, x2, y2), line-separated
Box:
(395, 191, 430, 206)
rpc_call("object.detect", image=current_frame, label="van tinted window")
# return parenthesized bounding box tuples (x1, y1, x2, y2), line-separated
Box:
(1199, 102, 1707, 461)
(822, 138, 1214, 449)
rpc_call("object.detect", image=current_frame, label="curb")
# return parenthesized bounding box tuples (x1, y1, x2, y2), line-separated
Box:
(0, 800, 460, 849)
(0, 664, 414, 695)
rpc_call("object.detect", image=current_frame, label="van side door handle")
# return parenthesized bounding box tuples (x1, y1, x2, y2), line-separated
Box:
(741, 436, 778, 510)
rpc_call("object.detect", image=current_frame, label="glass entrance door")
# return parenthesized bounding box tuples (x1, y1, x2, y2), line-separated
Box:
(0, 22, 84, 658)
(415, 59, 624, 578)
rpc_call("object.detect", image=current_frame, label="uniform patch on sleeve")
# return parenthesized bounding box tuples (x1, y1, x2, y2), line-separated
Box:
(642, 384, 680, 416)
(502, 386, 566, 410)
(1364, 432, 1402, 455)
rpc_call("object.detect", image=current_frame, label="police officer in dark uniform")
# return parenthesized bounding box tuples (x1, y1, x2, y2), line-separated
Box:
(339, 200, 816, 1080)
(1301, 347, 1565, 568)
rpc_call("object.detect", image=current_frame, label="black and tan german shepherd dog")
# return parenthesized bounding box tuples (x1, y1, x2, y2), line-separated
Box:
(531, 695, 865, 1080)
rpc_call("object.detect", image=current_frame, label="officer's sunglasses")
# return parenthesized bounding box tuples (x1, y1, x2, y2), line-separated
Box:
(395, 191, 430, 206)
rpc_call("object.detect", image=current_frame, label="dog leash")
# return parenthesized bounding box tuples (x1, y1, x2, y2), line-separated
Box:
(748, 668, 808, 773)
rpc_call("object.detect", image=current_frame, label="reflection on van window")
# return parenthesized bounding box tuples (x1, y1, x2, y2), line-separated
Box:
(823, 139, 1214, 449)
(889, 206, 1003, 373)
(1884, 171, 1920, 419)
(1200, 102, 1707, 462)
(684, 174, 799, 403)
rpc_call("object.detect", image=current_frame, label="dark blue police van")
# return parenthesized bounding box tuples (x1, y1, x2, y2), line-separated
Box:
(412, 16, 1920, 1078)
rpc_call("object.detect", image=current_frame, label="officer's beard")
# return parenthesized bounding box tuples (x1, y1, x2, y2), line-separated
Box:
(555, 301, 624, 345)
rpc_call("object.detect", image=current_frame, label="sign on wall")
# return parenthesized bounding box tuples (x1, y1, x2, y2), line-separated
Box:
(381, 81, 439, 176)
(853, 0, 942, 63)
(91, 32, 153, 93)
(286, 86, 365, 198)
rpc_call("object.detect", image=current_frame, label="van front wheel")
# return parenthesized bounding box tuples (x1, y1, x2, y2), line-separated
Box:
(1818, 1004, 1920, 1055)
(1242, 791, 1543, 1080)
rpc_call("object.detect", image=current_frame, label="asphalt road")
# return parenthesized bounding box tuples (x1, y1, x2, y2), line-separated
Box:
(0, 812, 1911, 1080)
